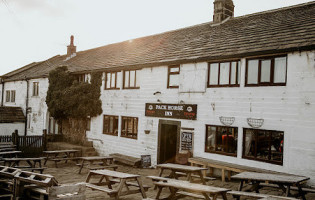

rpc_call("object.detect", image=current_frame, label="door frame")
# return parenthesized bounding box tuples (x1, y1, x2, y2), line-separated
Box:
(157, 119, 181, 164)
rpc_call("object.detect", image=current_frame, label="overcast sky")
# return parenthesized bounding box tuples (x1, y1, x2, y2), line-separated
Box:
(0, 0, 313, 75)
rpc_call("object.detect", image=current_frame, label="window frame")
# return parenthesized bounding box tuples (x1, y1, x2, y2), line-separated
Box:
(205, 124, 238, 157)
(245, 55, 287, 87)
(103, 115, 119, 136)
(121, 116, 138, 139)
(123, 70, 140, 89)
(167, 65, 180, 89)
(207, 60, 240, 87)
(104, 71, 120, 90)
(5, 90, 15, 103)
(242, 128, 284, 165)
(33, 82, 39, 96)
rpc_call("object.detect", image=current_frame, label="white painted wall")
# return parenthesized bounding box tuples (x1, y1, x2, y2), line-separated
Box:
(87, 50, 315, 185)
(0, 123, 25, 136)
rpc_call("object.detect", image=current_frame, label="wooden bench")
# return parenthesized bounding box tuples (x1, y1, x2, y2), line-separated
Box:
(189, 157, 279, 182)
(110, 153, 141, 167)
(85, 183, 117, 195)
(109, 178, 150, 191)
(228, 190, 298, 200)
(255, 183, 315, 194)
(175, 172, 216, 181)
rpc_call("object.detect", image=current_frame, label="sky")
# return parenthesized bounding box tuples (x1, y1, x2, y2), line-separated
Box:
(0, 0, 313, 75)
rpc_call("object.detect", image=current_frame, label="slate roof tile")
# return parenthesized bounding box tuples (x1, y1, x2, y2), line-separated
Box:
(0, 107, 25, 123)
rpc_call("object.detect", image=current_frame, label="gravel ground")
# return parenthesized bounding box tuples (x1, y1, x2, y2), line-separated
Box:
(39, 161, 315, 200)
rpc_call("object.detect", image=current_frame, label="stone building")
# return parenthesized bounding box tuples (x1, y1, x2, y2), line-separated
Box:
(1, 1, 315, 184)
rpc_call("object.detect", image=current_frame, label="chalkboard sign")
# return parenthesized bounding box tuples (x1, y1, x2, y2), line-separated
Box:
(141, 155, 151, 168)
(180, 131, 193, 151)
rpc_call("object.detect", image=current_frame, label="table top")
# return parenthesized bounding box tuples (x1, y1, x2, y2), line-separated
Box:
(153, 178, 229, 194)
(43, 149, 79, 154)
(0, 151, 22, 155)
(156, 163, 207, 172)
(80, 156, 113, 161)
(3, 157, 45, 161)
(89, 169, 140, 179)
(231, 172, 309, 184)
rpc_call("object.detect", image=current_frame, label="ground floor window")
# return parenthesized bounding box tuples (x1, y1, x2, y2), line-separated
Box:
(243, 128, 284, 165)
(103, 115, 118, 136)
(205, 125, 238, 156)
(121, 116, 138, 139)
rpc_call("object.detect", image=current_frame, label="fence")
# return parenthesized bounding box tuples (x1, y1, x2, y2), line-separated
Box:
(0, 130, 48, 157)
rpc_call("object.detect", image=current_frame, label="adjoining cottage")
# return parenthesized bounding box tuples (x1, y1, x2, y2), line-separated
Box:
(1, 1, 315, 184)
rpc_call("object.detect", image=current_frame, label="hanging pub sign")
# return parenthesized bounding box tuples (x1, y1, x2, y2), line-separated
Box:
(145, 103, 197, 120)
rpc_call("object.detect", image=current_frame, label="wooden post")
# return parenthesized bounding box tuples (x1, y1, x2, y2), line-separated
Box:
(43, 129, 47, 151)
(12, 130, 19, 150)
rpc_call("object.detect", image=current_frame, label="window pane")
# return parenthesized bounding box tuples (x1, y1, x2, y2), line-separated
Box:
(109, 117, 114, 133)
(261, 60, 271, 83)
(219, 62, 230, 85)
(111, 73, 115, 88)
(11, 91, 15, 102)
(244, 129, 255, 157)
(206, 126, 216, 151)
(6, 91, 10, 102)
(124, 71, 129, 88)
(238, 61, 241, 84)
(135, 71, 140, 87)
(104, 116, 109, 133)
(274, 57, 286, 83)
(247, 60, 259, 84)
(169, 74, 179, 87)
(130, 71, 135, 87)
(231, 62, 237, 84)
(170, 67, 179, 73)
(209, 63, 219, 85)
(106, 73, 111, 89)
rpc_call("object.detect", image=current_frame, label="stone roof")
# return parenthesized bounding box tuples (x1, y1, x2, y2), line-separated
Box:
(2, 2, 315, 82)
(0, 107, 25, 123)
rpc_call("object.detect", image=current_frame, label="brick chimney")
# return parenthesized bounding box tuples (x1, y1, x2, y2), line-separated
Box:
(213, 0, 234, 23)
(67, 35, 76, 57)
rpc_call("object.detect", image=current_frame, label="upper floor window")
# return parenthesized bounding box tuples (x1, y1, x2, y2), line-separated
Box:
(103, 115, 119, 136)
(123, 70, 140, 89)
(243, 128, 284, 165)
(121, 116, 138, 139)
(208, 61, 240, 87)
(205, 125, 238, 157)
(167, 65, 180, 88)
(246, 55, 287, 87)
(33, 82, 39, 96)
(5, 90, 15, 102)
(105, 72, 120, 90)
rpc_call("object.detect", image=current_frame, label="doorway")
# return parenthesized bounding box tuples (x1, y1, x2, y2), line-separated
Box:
(158, 120, 181, 164)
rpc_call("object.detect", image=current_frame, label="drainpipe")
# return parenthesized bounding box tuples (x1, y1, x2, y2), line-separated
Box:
(24, 79, 29, 136)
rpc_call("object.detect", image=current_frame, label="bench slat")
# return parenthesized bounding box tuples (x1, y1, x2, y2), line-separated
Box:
(85, 183, 117, 194)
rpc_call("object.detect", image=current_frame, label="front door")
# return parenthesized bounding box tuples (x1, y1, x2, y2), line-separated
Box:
(158, 120, 180, 164)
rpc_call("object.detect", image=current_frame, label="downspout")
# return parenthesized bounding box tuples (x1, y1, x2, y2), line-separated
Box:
(24, 79, 29, 136)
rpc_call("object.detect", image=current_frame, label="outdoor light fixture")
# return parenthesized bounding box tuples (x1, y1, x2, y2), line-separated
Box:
(144, 130, 150, 134)
(219, 116, 235, 126)
(247, 118, 264, 128)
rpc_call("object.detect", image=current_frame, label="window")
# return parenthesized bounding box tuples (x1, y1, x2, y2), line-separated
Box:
(205, 125, 238, 156)
(121, 116, 138, 139)
(123, 70, 140, 89)
(243, 128, 284, 165)
(103, 115, 118, 136)
(246, 55, 287, 86)
(33, 82, 39, 96)
(5, 90, 15, 102)
(167, 65, 180, 88)
(208, 61, 240, 87)
(76, 74, 85, 83)
(105, 72, 120, 90)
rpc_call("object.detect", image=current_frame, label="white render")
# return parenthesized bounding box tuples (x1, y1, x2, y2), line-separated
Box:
(0, 123, 25, 135)
(0, 50, 314, 184)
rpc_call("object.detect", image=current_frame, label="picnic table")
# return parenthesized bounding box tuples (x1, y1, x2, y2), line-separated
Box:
(231, 172, 310, 200)
(148, 176, 230, 200)
(3, 157, 46, 173)
(77, 156, 116, 174)
(85, 169, 148, 199)
(43, 149, 80, 167)
(0, 151, 21, 159)
(156, 163, 208, 184)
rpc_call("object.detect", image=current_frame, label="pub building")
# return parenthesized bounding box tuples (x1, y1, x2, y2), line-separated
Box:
(1, 1, 315, 184)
